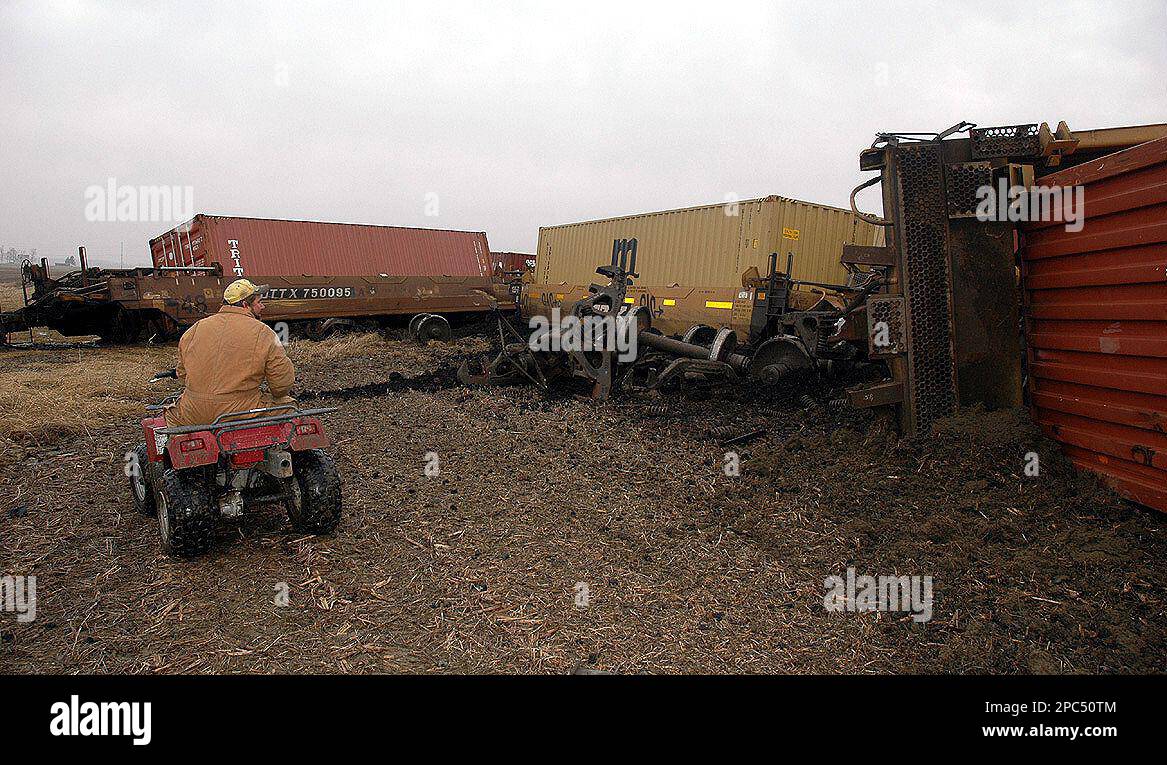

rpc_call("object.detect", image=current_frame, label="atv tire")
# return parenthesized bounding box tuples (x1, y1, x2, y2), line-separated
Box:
(129, 443, 156, 516)
(287, 449, 343, 534)
(154, 467, 214, 558)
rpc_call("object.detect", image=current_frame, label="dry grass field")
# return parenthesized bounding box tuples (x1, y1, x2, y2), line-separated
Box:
(0, 332, 486, 448)
(0, 345, 176, 446)
(0, 265, 27, 315)
(0, 280, 24, 313)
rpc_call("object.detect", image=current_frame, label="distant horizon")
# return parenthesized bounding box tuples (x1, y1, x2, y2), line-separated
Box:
(0, 245, 153, 268)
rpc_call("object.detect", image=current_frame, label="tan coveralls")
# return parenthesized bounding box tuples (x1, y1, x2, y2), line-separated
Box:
(164, 305, 296, 427)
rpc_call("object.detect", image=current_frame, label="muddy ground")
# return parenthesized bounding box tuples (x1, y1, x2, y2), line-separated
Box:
(1, 330, 1164, 674)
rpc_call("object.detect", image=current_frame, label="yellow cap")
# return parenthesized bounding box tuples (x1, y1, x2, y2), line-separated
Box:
(223, 278, 269, 304)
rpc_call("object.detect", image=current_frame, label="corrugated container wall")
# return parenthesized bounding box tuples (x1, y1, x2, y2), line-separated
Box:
(535, 196, 883, 289)
(150, 215, 491, 278)
(1020, 136, 1167, 513)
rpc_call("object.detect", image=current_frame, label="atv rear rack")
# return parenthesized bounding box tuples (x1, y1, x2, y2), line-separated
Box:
(156, 406, 339, 436)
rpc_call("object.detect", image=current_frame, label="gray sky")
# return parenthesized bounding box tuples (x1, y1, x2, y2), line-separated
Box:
(2, 0, 1164, 265)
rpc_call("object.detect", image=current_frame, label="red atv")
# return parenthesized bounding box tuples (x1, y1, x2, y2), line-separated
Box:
(129, 370, 343, 557)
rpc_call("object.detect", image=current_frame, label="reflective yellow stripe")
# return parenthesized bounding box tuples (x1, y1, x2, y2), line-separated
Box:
(705, 300, 734, 309)
(624, 297, 635, 304)
(662, 298, 676, 306)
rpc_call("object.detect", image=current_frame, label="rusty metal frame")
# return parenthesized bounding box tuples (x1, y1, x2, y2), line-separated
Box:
(848, 125, 1025, 436)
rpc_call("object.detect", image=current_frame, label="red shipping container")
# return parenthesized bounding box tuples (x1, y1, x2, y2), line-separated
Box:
(1020, 135, 1167, 513)
(150, 215, 491, 278)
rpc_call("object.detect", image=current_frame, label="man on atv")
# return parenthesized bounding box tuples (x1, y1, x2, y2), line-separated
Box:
(165, 278, 295, 427)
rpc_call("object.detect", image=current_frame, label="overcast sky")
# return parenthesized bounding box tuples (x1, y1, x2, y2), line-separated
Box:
(1, 0, 1163, 265)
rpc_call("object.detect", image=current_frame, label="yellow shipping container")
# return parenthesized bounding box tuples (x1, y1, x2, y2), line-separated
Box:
(534, 195, 882, 289)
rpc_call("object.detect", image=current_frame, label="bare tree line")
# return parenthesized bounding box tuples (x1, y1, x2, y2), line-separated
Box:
(0, 246, 39, 265)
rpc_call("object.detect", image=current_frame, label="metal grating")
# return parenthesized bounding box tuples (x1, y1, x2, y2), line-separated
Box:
(867, 295, 905, 357)
(970, 124, 1040, 159)
(946, 161, 993, 218)
(896, 143, 957, 432)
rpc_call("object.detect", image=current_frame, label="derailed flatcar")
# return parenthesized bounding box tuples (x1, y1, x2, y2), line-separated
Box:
(1, 260, 511, 344)
(2, 216, 514, 344)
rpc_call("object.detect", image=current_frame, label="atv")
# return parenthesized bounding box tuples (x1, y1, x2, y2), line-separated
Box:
(129, 370, 343, 557)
